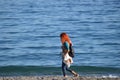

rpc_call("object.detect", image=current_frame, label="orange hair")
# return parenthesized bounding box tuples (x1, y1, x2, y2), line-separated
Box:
(60, 32, 72, 45)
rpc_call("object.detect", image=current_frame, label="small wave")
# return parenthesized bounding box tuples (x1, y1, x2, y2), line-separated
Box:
(0, 47, 14, 50)
(102, 74, 118, 78)
(23, 46, 59, 50)
(100, 43, 120, 45)
(0, 66, 120, 76)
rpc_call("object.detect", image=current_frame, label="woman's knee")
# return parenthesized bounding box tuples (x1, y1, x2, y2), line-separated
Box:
(66, 67, 72, 72)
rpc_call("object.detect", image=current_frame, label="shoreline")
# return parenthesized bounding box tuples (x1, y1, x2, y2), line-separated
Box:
(0, 76, 120, 80)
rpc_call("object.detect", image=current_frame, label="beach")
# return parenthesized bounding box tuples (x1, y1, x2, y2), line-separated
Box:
(0, 76, 120, 80)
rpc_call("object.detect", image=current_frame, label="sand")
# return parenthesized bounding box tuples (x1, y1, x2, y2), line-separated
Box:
(0, 76, 120, 80)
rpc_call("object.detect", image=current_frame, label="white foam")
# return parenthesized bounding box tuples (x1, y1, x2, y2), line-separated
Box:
(102, 74, 118, 78)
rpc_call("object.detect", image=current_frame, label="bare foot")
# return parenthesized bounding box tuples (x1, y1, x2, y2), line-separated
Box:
(64, 75, 68, 78)
(74, 74, 79, 77)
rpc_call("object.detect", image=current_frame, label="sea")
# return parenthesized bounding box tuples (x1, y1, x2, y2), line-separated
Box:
(0, 0, 120, 77)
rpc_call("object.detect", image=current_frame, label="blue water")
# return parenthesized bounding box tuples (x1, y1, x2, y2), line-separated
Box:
(0, 0, 120, 76)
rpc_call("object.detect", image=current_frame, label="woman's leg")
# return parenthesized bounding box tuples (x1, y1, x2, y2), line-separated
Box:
(65, 65, 72, 73)
(62, 62, 79, 77)
(62, 62, 66, 77)
(65, 65, 79, 77)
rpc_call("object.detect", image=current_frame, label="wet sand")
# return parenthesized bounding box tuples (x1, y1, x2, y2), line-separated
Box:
(0, 76, 120, 80)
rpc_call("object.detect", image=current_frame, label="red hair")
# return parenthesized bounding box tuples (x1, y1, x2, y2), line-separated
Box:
(60, 32, 72, 45)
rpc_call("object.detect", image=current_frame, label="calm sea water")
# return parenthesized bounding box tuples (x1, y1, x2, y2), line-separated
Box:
(0, 0, 120, 76)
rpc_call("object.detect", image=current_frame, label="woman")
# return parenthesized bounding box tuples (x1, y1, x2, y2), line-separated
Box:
(60, 32, 79, 77)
